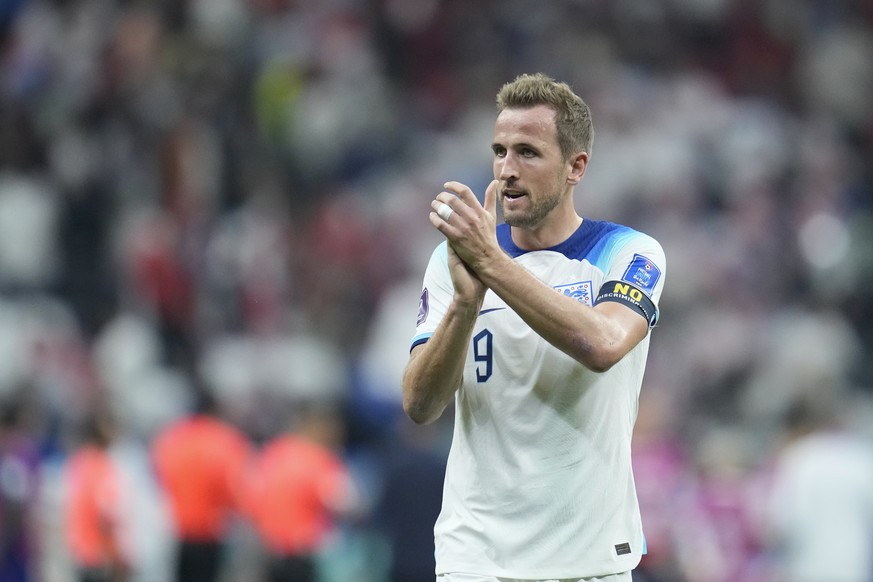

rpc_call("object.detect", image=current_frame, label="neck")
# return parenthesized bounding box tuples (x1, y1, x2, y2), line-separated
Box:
(510, 210, 583, 250)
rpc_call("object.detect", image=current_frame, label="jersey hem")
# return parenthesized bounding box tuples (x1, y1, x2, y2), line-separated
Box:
(434, 556, 641, 581)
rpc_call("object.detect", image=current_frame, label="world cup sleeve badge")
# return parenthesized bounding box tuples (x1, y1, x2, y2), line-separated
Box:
(417, 288, 430, 326)
(621, 254, 661, 294)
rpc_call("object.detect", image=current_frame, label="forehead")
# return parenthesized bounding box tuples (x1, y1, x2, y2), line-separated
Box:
(493, 105, 559, 147)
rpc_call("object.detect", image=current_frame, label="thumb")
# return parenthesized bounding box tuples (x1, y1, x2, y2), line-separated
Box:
(484, 179, 498, 219)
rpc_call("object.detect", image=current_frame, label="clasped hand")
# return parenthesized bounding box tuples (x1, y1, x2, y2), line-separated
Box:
(429, 180, 500, 304)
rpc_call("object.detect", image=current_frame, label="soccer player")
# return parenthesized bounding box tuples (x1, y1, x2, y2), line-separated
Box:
(402, 73, 666, 581)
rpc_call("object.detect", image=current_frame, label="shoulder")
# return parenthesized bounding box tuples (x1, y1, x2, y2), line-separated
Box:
(588, 219, 661, 250)
(425, 240, 449, 266)
(584, 219, 664, 269)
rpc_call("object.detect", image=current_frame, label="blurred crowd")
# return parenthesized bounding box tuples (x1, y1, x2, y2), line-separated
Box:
(1, 0, 873, 581)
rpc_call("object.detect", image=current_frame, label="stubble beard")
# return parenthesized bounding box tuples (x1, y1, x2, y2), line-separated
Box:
(502, 187, 564, 230)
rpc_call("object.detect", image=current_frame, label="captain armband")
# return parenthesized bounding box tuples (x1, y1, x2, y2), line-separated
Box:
(594, 280, 659, 328)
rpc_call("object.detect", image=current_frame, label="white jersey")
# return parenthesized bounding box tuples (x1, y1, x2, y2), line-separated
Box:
(411, 220, 666, 579)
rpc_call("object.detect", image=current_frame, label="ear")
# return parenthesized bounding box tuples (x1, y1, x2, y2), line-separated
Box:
(567, 151, 589, 185)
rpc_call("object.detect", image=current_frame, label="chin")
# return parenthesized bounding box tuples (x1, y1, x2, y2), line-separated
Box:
(501, 204, 523, 225)
(503, 213, 531, 229)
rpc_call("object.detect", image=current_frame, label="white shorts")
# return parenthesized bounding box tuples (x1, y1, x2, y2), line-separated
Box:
(437, 572, 633, 582)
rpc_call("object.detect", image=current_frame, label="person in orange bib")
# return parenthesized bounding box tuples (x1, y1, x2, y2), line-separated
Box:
(244, 399, 360, 582)
(64, 412, 131, 582)
(151, 389, 252, 582)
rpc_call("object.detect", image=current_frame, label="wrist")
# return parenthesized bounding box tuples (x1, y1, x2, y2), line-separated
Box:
(450, 295, 484, 318)
(474, 250, 513, 286)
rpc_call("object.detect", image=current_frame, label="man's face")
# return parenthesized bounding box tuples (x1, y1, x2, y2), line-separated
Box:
(492, 105, 571, 230)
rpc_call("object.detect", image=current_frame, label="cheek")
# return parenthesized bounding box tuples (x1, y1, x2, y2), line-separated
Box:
(531, 169, 558, 191)
(492, 158, 503, 178)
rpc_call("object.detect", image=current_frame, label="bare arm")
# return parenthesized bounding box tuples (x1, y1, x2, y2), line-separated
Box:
(402, 235, 486, 424)
(401, 295, 480, 424)
(475, 252, 648, 371)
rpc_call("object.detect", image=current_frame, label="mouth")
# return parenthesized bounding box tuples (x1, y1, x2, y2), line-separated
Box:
(502, 188, 527, 201)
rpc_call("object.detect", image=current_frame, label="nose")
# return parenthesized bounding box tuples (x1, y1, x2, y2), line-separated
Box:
(495, 152, 519, 182)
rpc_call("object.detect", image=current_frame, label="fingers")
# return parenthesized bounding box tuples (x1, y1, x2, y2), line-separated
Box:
(431, 198, 455, 224)
(436, 180, 490, 219)
(443, 181, 481, 210)
(436, 201, 454, 222)
(430, 181, 497, 275)
(429, 195, 457, 239)
(484, 179, 498, 219)
(431, 180, 496, 229)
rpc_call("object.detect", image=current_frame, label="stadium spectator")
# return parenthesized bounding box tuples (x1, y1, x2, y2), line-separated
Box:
(373, 416, 449, 582)
(761, 391, 873, 582)
(0, 392, 41, 582)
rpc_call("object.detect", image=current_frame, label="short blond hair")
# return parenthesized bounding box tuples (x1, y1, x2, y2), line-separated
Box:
(496, 73, 594, 161)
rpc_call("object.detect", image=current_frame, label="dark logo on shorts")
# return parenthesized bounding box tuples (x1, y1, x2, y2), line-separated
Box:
(615, 542, 632, 556)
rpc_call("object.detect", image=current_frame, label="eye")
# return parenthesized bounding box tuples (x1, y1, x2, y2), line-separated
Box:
(492, 145, 506, 157)
(521, 148, 537, 158)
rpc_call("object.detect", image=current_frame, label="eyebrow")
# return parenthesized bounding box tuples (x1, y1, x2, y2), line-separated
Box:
(492, 141, 538, 150)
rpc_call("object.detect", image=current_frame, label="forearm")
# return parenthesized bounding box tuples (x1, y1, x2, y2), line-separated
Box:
(402, 298, 481, 424)
(476, 254, 633, 371)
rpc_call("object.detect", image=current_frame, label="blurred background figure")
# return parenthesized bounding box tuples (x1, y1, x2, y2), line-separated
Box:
(760, 389, 873, 582)
(244, 399, 362, 582)
(62, 409, 132, 582)
(151, 384, 253, 582)
(372, 416, 449, 582)
(0, 391, 41, 582)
